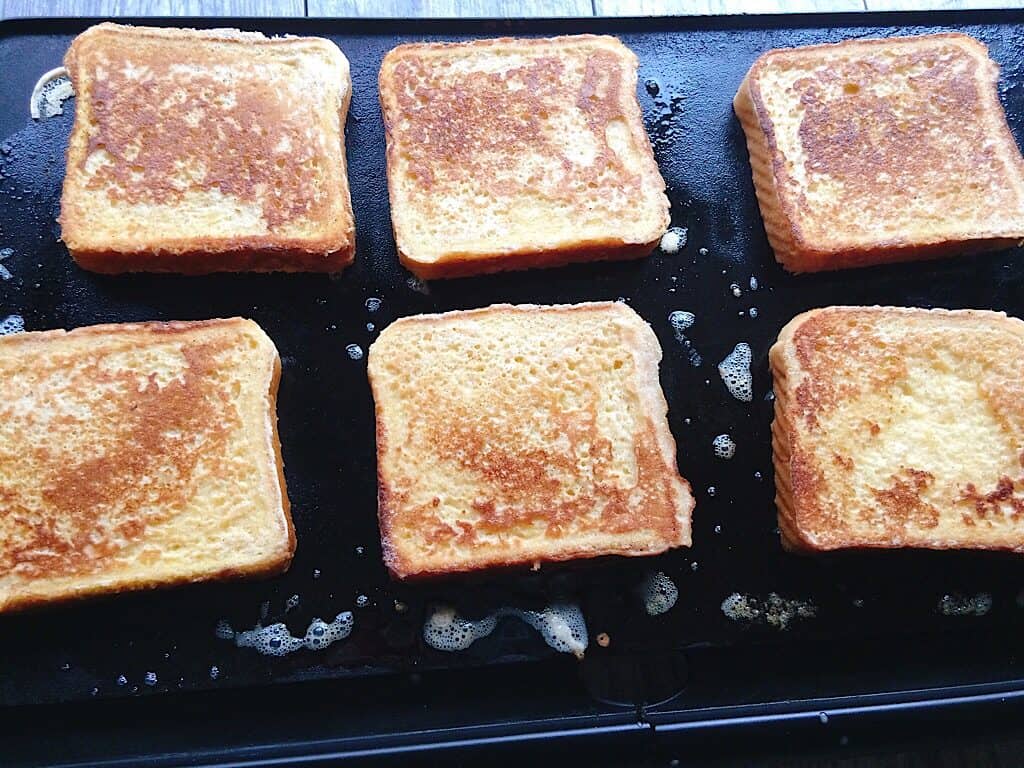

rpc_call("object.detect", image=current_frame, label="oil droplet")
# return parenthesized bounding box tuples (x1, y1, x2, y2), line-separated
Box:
(356, 594, 370, 608)
(730, 283, 742, 298)
(116, 675, 127, 687)
(714, 525, 722, 534)
(144, 671, 157, 687)
(707, 486, 716, 496)
(819, 712, 829, 724)
(749, 276, 759, 290)
(698, 247, 709, 256)
(209, 665, 220, 680)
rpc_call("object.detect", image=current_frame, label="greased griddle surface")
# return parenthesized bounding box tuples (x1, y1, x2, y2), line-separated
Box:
(0, 14, 1023, 711)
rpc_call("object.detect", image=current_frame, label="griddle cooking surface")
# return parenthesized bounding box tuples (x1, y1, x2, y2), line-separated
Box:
(1, 14, 1023, 711)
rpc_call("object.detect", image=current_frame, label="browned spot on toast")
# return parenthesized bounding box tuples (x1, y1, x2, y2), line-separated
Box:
(832, 452, 854, 470)
(390, 49, 639, 204)
(81, 51, 323, 230)
(791, 309, 906, 428)
(797, 50, 985, 194)
(959, 476, 1024, 518)
(869, 468, 940, 531)
(1, 343, 237, 579)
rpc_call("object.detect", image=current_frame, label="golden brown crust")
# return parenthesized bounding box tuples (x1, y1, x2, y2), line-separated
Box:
(736, 33, 1024, 273)
(0, 318, 292, 613)
(367, 302, 693, 579)
(770, 306, 1024, 553)
(379, 35, 669, 279)
(59, 23, 354, 273)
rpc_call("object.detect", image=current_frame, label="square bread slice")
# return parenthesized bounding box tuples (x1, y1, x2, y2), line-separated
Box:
(367, 302, 693, 578)
(735, 33, 1024, 273)
(771, 306, 1024, 553)
(378, 35, 670, 279)
(0, 318, 293, 612)
(59, 23, 355, 274)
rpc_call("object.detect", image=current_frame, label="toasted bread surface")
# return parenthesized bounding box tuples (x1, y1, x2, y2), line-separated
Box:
(378, 35, 670, 279)
(59, 23, 354, 273)
(0, 318, 293, 612)
(770, 306, 1024, 552)
(367, 302, 693, 578)
(735, 33, 1024, 272)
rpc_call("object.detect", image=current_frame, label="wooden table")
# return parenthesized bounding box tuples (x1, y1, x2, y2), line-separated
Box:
(1, 0, 1022, 19)
(2, 0, 1023, 765)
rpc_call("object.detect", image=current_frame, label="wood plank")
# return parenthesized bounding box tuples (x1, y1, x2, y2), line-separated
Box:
(0, 0, 305, 19)
(595, 0, 865, 14)
(865, 0, 1022, 8)
(308, 0, 595, 17)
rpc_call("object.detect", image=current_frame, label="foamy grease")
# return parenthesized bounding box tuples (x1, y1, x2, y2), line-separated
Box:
(641, 571, 679, 616)
(659, 227, 688, 254)
(721, 592, 816, 630)
(0, 314, 25, 335)
(345, 343, 364, 361)
(0, 247, 13, 280)
(667, 310, 701, 366)
(712, 434, 736, 459)
(407, 276, 430, 295)
(216, 612, 355, 657)
(718, 342, 753, 402)
(30, 68, 74, 119)
(938, 592, 992, 617)
(423, 603, 588, 658)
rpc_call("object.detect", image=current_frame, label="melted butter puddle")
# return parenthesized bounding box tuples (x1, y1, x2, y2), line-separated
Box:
(423, 603, 588, 658)
(216, 611, 354, 657)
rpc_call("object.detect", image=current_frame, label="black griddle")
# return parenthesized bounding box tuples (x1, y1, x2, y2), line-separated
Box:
(2, 11, 1024, 766)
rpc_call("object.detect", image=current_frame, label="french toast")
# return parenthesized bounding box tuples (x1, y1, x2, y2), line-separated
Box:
(367, 302, 694, 579)
(770, 306, 1024, 552)
(0, 318, 293, 612)
(734, 33, 1024, 273)
(59, 23, 355, 274)
(378, 35, 670, 279)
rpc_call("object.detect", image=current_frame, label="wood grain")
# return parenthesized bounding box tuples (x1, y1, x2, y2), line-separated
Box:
(865, 0, 1022, 8)
(308, 0, 594, 16)
(0, 0, 305, 18)
(595, 0, 864, 13)
(1, 0, 998, 18)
